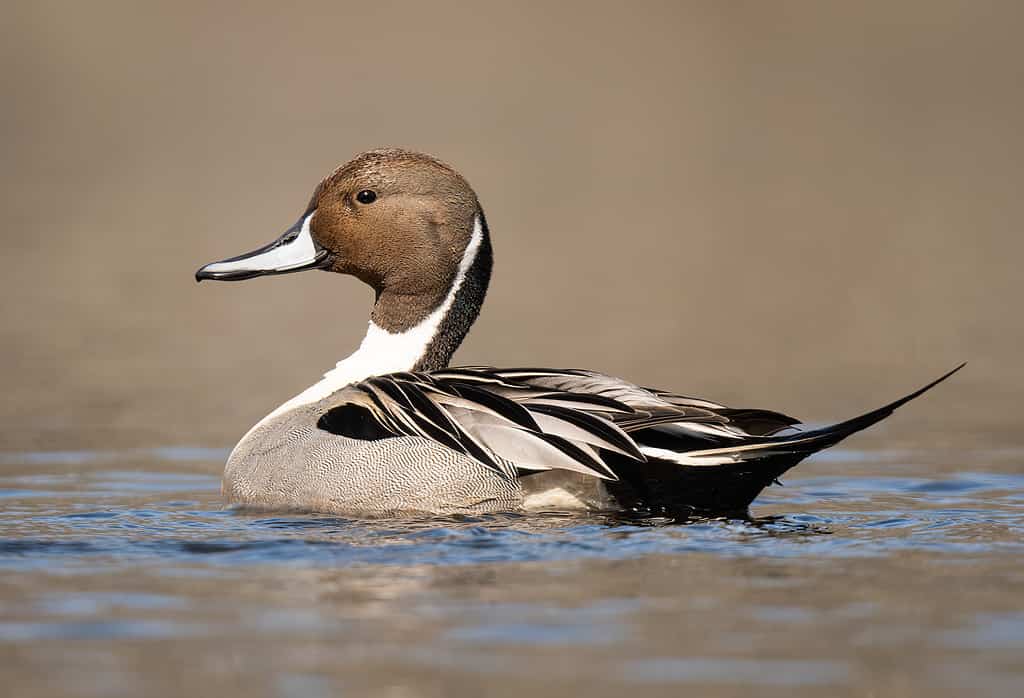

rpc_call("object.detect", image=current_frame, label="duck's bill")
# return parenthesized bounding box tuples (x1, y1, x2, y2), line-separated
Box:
(195, 211, 330, 282)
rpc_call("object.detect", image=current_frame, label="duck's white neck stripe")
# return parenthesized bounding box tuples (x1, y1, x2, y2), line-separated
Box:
(258, 214, 485, 425)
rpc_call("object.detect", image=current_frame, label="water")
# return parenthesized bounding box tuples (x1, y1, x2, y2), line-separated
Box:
(1, 445, 1022, 697)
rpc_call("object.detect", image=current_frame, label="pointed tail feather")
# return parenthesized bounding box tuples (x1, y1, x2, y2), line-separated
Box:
(683, 362, 967, 463)
(606, 364, 966, 516)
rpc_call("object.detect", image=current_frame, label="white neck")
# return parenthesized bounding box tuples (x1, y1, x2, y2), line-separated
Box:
(254, 214, 485, 427)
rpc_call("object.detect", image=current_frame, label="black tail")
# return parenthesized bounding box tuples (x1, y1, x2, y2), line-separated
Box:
(606, 363, 966, 517)
(688, 361, 967, 462)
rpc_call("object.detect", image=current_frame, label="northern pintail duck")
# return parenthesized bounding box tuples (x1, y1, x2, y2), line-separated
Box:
(197, 149, 962, 517)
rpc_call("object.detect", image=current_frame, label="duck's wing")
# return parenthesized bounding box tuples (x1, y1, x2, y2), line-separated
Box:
(315, 369, 649, 481)
(471, 367, 803, 437)
(469, 365, 964, 467)
(315, 365, 965, 503)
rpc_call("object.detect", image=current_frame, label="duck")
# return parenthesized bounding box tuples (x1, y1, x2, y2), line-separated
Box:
(196, 148, 962, 518)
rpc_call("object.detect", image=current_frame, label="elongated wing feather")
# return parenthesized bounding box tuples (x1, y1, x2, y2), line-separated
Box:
(316, 368, 804, 479)
(317, 371, 644, 481)
(315, 365, 963, 487)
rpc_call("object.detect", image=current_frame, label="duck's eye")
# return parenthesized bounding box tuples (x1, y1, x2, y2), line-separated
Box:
(356, 190, 377, 205)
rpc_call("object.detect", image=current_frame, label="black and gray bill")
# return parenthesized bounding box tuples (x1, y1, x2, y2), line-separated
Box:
(195, 211, 329, 282)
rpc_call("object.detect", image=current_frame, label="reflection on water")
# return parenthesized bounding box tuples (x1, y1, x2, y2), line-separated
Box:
(1, 446, 1022, 697)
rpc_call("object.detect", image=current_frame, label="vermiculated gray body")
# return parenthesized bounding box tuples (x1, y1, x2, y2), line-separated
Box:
(223, 398, 522, 516)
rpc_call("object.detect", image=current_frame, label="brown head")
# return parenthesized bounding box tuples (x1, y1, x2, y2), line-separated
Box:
(197, 149, 493, 370)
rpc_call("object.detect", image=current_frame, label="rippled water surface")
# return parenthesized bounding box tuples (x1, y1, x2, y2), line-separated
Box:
(2, 445, 1022, 697)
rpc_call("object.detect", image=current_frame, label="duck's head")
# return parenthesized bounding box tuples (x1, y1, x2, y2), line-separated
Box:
(197, 149, 493, 371)
(198, 148, 491, 372)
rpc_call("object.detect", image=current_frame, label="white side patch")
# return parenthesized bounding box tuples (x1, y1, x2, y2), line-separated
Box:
(520, 470, 610, 511)
(522, 487, 592, 511)
(203, 212, 318, 274)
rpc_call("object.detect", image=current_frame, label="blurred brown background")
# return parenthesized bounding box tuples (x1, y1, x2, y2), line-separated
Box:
(2, 1, 1021, 452)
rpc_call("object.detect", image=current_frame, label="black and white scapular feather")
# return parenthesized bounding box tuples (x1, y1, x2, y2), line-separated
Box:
(316, 364, 965, 515)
